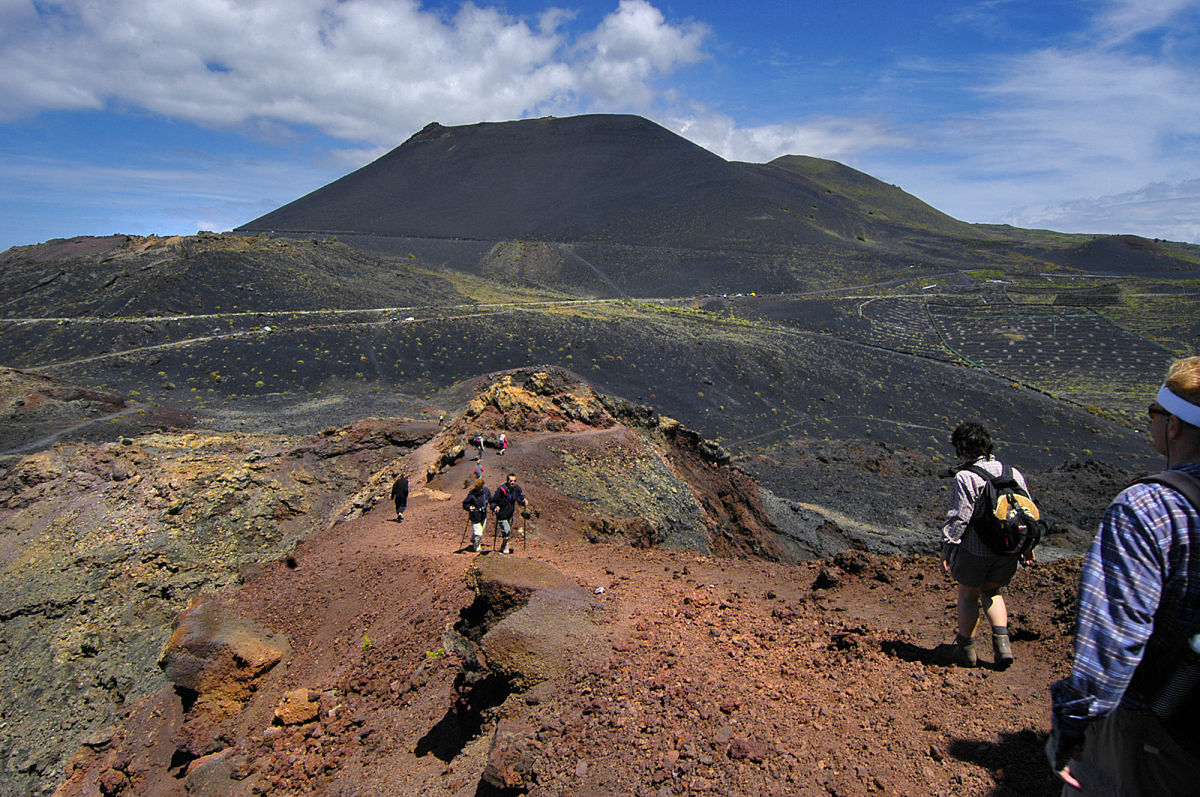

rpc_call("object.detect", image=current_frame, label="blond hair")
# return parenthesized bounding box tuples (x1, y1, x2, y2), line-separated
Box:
(1165, 356, 1200, 406)
(472, 478, 485, 491)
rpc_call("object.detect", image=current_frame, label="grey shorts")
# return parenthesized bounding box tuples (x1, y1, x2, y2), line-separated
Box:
(950, 546, 1019, 589)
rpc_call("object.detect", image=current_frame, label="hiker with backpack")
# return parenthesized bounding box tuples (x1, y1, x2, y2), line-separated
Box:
(940, 422, 1041, 669)
(462, 479, 492, 552)
(1048, 357, 1200, 795)
(489, 472, 529, 555)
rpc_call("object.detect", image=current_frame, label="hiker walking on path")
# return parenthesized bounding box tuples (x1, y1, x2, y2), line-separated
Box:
(391, 475, 409, 522)
(490, 472, 530, 555)
(462, 479, 492, 553)
(498, 432, 508, 456)
(1048, 356, 1200, 795)
(472, 434, 485, 460)
(940, 422, 1034, 668)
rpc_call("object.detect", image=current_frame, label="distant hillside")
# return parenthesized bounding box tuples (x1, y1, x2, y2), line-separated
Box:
(0, 233, 466, 317)
(763, 155, 978, 238)
(235, 114, 1200, 296)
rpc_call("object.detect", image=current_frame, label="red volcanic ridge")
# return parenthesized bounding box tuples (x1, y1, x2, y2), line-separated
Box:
(234, 114, 958, 251)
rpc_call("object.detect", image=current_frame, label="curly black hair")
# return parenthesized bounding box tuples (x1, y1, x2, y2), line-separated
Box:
(951, 422, 993, 459)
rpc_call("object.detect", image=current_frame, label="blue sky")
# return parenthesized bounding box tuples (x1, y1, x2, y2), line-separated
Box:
(2, 0, 1199, 251)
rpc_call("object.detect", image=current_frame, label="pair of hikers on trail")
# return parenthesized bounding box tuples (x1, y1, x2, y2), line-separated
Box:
(471, 432, 510, 459)
(462, 472, 530, 554)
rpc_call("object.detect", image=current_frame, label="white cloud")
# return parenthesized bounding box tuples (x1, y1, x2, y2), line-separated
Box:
(1006, 178, 1200, 242)
(0, 0, 707, 145)
(1092, 0, 1200, 45)
(575, 0, 708, 107)
(666, 109, 908, 164)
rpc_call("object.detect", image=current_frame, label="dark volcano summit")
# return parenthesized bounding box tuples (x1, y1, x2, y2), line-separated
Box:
(237, 114, 966, 251)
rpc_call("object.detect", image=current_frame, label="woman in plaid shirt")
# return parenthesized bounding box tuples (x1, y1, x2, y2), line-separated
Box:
(1049, 356, 1200, 796)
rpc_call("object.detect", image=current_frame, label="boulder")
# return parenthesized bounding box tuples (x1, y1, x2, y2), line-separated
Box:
(482, 719, 538, 790)
(274, 688, 319, 726)
(465, 556, 599, 689)
(158, 596, 288, 715)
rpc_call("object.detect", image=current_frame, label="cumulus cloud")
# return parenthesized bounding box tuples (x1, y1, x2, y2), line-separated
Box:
(575, 0, 708, 107)
(666, 109, 908, 164)
(0, 0, 706, 145)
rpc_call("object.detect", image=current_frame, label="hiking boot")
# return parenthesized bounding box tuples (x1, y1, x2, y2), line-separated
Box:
(992, 632, 1014, 668)
(471, 539, 482, 553)
(954, 635, 977, 668)
(501, 542, 512, 554)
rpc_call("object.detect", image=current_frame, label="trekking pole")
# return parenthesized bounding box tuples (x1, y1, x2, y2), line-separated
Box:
(492, 513, 499, 551)
(460, 517, 470, 549)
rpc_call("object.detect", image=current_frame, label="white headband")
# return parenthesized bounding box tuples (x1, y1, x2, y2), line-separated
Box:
(1156, 385, 1200, 427)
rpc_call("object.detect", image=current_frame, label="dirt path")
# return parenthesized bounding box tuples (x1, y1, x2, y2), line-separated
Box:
(221, 436, 1075, 795)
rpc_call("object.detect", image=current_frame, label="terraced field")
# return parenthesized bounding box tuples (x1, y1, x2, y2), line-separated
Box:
(928, 302, 1173, 424)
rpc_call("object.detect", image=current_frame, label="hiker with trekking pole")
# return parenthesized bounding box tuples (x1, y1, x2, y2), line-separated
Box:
(462, 479, 492, 553)
(490, 472, 530, 555)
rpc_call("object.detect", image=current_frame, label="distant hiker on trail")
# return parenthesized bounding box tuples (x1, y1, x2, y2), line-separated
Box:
(1048, 356, 1200, 796)
(939, 422, 1034, 669)
(473, 461, 484, 482)
(490, 472, 529, 555)
(391, 475, 409, 522)
(462, 479, 492, 553)
(472, 434, 485, 460)
(498, 432, 509, 456)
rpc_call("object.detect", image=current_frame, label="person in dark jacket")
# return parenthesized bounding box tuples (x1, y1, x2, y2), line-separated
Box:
(490, 472, 530, 555)
(391, 475, 409, 521)
(462, 479, 491, 552)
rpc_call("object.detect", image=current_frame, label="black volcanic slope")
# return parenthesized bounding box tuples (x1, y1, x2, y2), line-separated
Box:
(237, 114, 969, 252)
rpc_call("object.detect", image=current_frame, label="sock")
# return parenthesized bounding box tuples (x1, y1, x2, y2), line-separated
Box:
(992, 626, 1009, 636)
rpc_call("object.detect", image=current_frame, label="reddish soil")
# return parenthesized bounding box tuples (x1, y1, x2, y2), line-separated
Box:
(56, 430, 1080, 797)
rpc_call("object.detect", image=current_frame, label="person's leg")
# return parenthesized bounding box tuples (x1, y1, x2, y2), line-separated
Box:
(956, 584, 982, 638)
(981, 583, 1014, 666)
(499, 519, 512, 553)
(953, 584, 981, 666)
(980, 586, 1008, 629)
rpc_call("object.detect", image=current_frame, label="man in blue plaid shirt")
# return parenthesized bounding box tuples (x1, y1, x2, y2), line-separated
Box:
(1048, 356, 1200, 795)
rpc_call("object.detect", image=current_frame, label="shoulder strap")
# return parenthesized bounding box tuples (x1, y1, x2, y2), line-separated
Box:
(1137, 470, 1200, 513)
(962, 464, 996, 485)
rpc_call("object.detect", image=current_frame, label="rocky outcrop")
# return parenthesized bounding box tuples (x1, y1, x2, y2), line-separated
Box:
(0, 419, 414, 796)
(463, 369, 616, 433)
(454, 555, 599, 690)
(159, 595, 288, 716)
